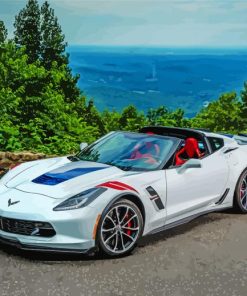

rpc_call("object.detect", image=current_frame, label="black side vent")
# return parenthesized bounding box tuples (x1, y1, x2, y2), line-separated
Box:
(215, 188, 230, 205)
(146, 186, 165, 210)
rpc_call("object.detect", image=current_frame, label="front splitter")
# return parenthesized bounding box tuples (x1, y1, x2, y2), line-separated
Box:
(0, 235, 96, 255)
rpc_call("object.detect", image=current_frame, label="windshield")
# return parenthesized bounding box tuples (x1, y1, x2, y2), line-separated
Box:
(76, 132, 180, 171)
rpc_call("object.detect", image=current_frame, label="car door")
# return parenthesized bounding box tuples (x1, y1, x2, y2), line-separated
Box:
(165, 148, 230, 224)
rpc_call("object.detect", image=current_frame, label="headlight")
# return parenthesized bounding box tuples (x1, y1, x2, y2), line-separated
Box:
(53, 187, 107, 211)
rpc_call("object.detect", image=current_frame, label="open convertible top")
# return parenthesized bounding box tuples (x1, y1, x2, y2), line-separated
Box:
(140, 126, 211, 140)
(140, 126, 247, 151)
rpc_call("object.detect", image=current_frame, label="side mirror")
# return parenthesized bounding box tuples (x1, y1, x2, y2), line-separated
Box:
(177, 159, 202, 174)
(80, 142, 88, 151)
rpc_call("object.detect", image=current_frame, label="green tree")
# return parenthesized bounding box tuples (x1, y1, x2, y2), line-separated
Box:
(102, 109, 121, 132)
(119, 105, 147, 131)
(83, 100, 106, 135)
(0, 20, 7, 44)
(191, 92, 244, 133)
(14, 0, 41, 63)
(241, 82, 247, 130)
(14, 0, 81, 105)
(163, 108, 191, 128)
(0, 41, 99, 154)
(40, 1, 68, 69)
(146, 106, 190, 127)
(146, 106, 169, 125)
(39, 1, 80, 104)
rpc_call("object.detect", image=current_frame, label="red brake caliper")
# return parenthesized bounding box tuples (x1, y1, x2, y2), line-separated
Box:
(125, 214, 132, 236)
(241, 184, 245, 199)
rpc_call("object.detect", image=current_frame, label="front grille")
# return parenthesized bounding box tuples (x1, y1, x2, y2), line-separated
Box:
(0, 217, 56, 237)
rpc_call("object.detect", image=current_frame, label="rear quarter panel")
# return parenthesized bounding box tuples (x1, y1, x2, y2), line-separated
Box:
(223, 146, 247, 205)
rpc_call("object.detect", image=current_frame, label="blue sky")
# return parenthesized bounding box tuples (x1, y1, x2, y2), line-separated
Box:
(1, 0, 247, 47)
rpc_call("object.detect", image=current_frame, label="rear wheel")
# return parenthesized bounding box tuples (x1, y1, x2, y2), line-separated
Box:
(97, 199, 143, 257)
(234, 169, 247, 213)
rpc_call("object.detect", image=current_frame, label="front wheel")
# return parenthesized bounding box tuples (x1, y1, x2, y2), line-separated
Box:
(97, 199, 144, 257)
(234, 168, 247, 213)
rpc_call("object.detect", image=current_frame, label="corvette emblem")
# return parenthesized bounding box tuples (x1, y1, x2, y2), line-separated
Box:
(8, 199, 20, 207)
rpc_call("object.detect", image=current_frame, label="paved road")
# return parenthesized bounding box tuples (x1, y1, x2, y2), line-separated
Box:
(0, 211, 247, 296)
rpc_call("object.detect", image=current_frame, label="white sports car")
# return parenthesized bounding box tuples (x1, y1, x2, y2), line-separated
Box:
(0, 126, 247, 257)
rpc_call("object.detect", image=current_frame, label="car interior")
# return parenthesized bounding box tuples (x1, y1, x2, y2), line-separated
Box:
(139, 126, 209, 168)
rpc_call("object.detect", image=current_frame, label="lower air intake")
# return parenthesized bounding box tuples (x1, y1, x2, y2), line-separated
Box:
(0, 217, 56, 237)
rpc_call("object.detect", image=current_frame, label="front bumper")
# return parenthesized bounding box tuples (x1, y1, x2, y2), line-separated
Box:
(0, 207, 97, 253)
(0, 218, 97, 253)
(0, 188, 101, 254)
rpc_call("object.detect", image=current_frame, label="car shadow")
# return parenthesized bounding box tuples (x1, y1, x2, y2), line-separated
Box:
(0, 209, 239, 262)
(138, 211, 230, 248)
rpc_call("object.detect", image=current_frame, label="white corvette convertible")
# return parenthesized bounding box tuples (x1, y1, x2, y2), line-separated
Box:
(0, 126, 247, 257)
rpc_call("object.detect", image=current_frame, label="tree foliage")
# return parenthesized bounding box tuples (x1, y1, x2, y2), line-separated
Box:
(14, 0, 41, 63)
(0, 41, 98, 154)
(147, 106, 190, 128)
(0, 20, 7, 44)
(40, 1, 68, 69)
(14, 0, 81, 104)
(191, 92, 245, 133)
(241, 82, 247, 128)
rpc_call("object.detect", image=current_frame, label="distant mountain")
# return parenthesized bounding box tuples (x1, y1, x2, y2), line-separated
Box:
(68, 46, 247, 117)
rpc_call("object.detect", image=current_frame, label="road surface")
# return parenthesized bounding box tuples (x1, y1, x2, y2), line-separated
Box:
(0, 211, 247, 296)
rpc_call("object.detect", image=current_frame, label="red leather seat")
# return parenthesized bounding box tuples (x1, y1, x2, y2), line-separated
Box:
(175, 137, 203, 166)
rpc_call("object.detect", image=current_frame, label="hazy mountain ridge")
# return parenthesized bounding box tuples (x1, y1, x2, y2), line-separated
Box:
(68, 46, 247, 117)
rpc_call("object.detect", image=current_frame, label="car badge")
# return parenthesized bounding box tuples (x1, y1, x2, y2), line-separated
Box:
(8, 199, 20, 207)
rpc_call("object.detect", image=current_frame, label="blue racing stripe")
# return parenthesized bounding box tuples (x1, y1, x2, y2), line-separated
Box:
(32, 167, 108, 185)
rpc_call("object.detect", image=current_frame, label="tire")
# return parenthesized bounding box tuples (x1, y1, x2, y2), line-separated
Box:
(97, 198, 144, 257)
(234, 168, 247, 213)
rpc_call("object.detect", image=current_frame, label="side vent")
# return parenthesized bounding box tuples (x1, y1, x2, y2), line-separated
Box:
(146, 186, 165, 210)
(215, 188, 230, 205)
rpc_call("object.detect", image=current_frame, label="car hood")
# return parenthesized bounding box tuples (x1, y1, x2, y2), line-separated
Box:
(3, 158, 130, 199)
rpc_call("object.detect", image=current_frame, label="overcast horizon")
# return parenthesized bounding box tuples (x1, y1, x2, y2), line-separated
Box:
(1, 0, 247, 48)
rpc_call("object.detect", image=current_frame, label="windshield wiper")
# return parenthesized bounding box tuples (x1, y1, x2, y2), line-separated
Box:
(117, 165, 133, 171)
(105, 161, 133, 171)
(67, 155, 80, 162)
